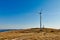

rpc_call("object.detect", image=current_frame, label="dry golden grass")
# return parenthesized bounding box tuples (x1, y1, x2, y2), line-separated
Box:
(0, 28, 60, 40)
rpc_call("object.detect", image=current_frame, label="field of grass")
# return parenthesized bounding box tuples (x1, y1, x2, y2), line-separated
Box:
(0, 28, 60, 40)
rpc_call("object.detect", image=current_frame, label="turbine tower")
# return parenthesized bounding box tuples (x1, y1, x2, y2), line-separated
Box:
(40, 9, 42, 31)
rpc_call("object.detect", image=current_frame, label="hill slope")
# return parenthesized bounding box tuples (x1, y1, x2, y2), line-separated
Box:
(0, 28, 60, 40)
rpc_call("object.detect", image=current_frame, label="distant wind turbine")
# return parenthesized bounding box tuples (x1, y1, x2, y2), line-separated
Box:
(39, 9, 42, 31)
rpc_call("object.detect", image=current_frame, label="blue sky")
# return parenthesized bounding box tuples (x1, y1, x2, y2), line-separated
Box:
(0, 0, 60, 29)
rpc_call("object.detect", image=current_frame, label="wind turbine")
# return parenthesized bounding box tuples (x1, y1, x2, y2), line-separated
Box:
(39, 9, 42, 31)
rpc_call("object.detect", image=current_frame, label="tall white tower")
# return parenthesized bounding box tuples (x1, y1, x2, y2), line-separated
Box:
(40, 10, 42, 31)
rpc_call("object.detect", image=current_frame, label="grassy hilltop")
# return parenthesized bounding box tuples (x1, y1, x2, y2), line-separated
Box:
(0, 28, 60, 40)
